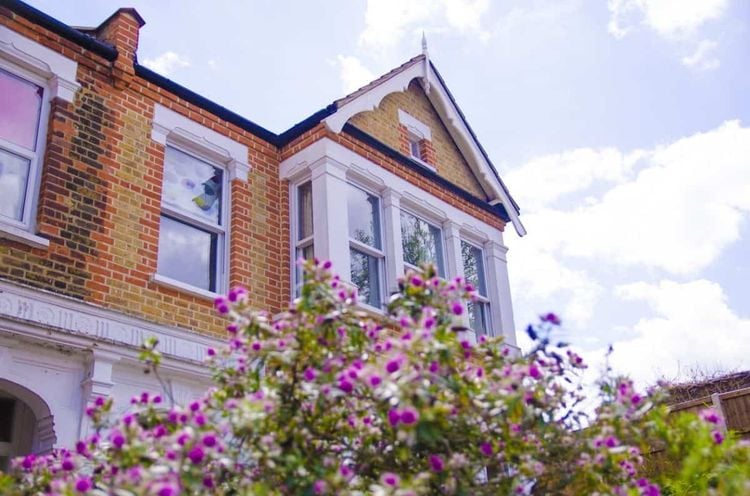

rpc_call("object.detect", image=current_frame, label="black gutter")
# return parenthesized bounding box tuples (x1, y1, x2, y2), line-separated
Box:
(343, 124, 511, 223)
(135, 64, 279, 146)
(276, 104, 336, 146)
(1, 0, 118, 61)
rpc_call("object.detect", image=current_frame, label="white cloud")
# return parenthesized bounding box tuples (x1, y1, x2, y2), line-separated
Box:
(359, 0, 490, 54)
(510, 120, 750, 275)
(334, 55, 376, 94)
(505, 147, 643, 210)
(604, 279, 750, 386)
(681, 39, 720, 71)
(608, 0, 729, 40)
(142, 51, 190, 76)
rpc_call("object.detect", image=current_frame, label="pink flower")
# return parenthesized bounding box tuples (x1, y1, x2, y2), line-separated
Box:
(528, 364, 541, 379)
(429, 454, 444, 472)
(399, 407, 419, 425)
(74, 477, 92, 493)
(313, 480, 327, 494)
(451, 302, 464, 316)
(712, 430, 724, 444)
(541, 312, 561, 325)
(109, 430, 125, 449)
(368, 374, 382, 387)
(480, 442, 493, 456)
(380, 472, 400, 487)
(386, 358, 401, 374)
(338, 379, 354, 394)
(188, 446, 205, 464)
(303, 367, 317, 381)
(388, 408, 401, 427)
(700, 409, 721, 425)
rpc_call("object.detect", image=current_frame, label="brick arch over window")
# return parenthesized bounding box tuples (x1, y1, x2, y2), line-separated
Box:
(0, 378, 57, 456)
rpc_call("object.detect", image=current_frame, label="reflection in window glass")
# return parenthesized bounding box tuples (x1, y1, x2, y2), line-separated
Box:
(157, 216, 217, 291)
(400, 211, 444, 276)
(462, 241, 490, 335)
(298, 182, 313, 240)
(162, 147, 223, 224)
(347, 185, 381, 248)
(0, 69, 43, 151)
(0, 149, 30, 221)
(350, 248, 381, 308)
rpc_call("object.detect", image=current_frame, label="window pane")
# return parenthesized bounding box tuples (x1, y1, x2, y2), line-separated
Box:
(350, 248, 381, 308)
(0, 148, 31, 221)
(162, 147, 223, 224)
(0, 69, 43, 151)
(468, 300, 490, 335)
(157, 216, 218, 291)
(400, 211, 445, 276)
(297, 182, 313, 240)
(461, 241, 487, 296)
(347, 185, 381, 249)
(295, 243, 314, 296)
(409, 138, 421, 159)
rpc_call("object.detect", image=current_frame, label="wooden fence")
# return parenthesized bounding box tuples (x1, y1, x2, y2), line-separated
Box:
(669, 386, 750, 440)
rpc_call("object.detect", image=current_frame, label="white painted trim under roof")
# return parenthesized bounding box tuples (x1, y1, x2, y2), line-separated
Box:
(321, 56, 526, 237)
(0, 25, 81, 103)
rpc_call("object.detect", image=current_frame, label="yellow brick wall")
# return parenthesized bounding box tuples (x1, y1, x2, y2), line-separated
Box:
(348, 80, 488, 200)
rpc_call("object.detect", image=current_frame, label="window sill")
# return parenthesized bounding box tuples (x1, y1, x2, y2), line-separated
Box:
(409, 155, 436, 172)
(0, 224, 50, 249)
(151, 273, 221, 302)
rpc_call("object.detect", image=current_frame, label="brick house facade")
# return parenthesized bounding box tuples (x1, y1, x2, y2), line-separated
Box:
(0, 0, 524, 466)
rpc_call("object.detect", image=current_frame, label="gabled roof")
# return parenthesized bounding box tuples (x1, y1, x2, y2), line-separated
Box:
(318, 54, 525, 236)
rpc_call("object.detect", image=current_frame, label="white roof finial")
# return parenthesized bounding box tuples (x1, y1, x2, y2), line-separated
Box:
(421, 31, 431, 94)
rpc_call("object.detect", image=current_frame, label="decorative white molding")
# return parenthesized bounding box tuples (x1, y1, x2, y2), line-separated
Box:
(324, 62, 425, 134)
(151, 104, 250, 182)
(400, 191, 447, 223)
(0, 280, 223, 364)
(0, 25, 81, 103)
(398, 109, 432, 141)
(320, 55, 525, 237)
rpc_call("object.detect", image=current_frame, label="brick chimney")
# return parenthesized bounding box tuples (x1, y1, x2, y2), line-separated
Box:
(96, 8, 145, 89)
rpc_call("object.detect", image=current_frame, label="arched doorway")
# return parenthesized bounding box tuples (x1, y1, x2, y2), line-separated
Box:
(0, 379, 56, 472)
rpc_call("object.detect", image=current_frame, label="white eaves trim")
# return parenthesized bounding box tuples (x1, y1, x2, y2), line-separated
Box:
(321, 57, 526, 237)
(0, 25, 81, 103)
(151, 104, 250, 182)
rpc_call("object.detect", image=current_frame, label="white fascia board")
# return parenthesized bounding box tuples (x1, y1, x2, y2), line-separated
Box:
(323, 63, 425, 134)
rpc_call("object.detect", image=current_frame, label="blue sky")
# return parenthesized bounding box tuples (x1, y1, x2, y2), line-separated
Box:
(29, 0, 750, 385)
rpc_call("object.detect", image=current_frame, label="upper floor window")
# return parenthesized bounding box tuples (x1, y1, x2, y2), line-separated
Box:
(0, 68, 44, 229)
(407, 132, 422, 161)
(348, 184, 384, 308)
(400, 210, 445, 277)
(294, 181, 314, 294)
(461, 240, 490, 335)
(157, 146, 226, 293)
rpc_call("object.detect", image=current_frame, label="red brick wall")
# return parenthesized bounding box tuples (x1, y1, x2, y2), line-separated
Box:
(0, 8, 287, 337)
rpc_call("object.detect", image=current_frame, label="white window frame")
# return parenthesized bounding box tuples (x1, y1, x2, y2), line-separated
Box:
(399, 206, 447, 278)
(150, 104, 250, 300)
(155, 144, 229, 298)
(460, 238, 492, 336)
(0, 25, 81, 249)
(292, 178, 314, 296)
(347, 182, 386, 311)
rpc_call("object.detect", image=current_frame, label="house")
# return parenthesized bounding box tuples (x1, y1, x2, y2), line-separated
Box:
(0, 0, 525, 469)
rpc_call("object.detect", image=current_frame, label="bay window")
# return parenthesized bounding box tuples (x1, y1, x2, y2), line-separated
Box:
(157, 146, 226, 293)
(461, 240, 491, 335)
(348, 184, 384, 308)
(400, 210, 445, 277)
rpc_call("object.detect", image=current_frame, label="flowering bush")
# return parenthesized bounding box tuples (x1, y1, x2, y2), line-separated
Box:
(1, 261, 749, 495)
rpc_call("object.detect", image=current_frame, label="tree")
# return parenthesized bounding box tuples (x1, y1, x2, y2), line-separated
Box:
(2, 261, 749, 495)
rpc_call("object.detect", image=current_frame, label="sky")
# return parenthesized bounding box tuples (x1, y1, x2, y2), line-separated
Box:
(27, 0, 750, 387)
